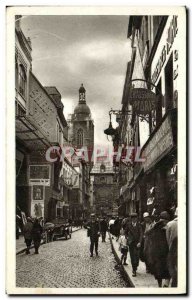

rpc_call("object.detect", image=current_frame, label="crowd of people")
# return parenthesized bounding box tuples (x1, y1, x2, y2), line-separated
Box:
(86, 208, 178, 288)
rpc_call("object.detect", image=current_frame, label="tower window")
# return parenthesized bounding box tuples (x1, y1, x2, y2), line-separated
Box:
(77, 129, 83, 147)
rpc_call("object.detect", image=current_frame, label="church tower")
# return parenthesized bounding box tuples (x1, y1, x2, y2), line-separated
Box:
(70, 84, 94, 154)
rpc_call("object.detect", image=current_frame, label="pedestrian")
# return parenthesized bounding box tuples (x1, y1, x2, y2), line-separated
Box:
(126, 212, 143, 277)
(100, 217, 108, 242)
(109, 217, 115, 236)
(31, 218, 43, 254)
(119, 231, 128, 265)
(23, 217, 33, 254)
(166, 207, 178, 287)
(114, 217, 121, 241)
(166, 207, 178, 250)
(141, 212, 153, 272)
(87, 213, 100, 257)
(144, 211, 171, 287)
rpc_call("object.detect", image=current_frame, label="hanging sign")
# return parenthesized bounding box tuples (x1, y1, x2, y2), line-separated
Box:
(129, 88, 157, 115)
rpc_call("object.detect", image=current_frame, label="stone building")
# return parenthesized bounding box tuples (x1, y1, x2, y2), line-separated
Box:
(112, 15, 179, 219)
(91, 157, 118, 217)
(67, 84, 94, 218)
(15, 16, 73, 223)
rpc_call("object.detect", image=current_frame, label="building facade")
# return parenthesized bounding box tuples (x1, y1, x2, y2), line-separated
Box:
(112, 15, 178, 219)
(91, 157, 119, 217)
(15, 16, 75, 223)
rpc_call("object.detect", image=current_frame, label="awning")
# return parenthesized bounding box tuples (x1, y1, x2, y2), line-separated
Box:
(16, 115, 52, 150)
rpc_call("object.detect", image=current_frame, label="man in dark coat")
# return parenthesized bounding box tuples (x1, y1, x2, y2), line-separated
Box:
(126, 212, 143, 277)
(31, 218, 43, 254)
(23, 217, 33, 254)
(87, 214, 100, 257)
(100, 217, 108, 242)
(144, 211, 171, 287)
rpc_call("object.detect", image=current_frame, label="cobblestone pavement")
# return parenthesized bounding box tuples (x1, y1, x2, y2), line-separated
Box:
(16, 229, 129, 288)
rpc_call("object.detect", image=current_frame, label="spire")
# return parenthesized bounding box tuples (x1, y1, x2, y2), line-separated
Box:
(79, 83, 86, 103)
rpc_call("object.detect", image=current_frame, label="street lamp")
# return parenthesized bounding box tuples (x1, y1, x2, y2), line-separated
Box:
(104, 110, 117, 141)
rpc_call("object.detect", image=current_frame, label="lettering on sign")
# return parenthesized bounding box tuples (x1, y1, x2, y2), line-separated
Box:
(143, 115, 174, 171)
(152, 16, 178, 84)
(129, 88, 157, 115)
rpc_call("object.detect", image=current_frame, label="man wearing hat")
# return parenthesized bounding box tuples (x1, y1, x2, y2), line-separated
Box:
(141, 212, 153, 272)
(87, 214, 100, 257)
(23, 217, 33, 255)
(126, 212, 143, 277)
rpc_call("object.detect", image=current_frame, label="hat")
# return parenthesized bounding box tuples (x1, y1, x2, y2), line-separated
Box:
(160, 211, 170, 221)
(90, 213, 95, 217)
(130, 212, 138, 218)
(143, 212, 150, 218)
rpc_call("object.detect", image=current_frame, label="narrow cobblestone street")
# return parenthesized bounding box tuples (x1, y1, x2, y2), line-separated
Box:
(16, 229, 129, 288)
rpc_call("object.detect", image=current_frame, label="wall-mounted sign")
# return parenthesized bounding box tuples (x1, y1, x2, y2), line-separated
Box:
(29, 73, 57, 141)
(129, 88, 157, 115)
(29, 165, 50, 186)
(31, 185, 45, 201)
(151, 16, 178, 84)
(31, 201, 44, 218)
(143, 114, 174, 172)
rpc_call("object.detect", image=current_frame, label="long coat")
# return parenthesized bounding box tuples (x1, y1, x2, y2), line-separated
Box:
(126, 222, 143, 245)
(87, 221, 100, 240)
(31, 223, 43, 241)
(144, 220, 170, 281)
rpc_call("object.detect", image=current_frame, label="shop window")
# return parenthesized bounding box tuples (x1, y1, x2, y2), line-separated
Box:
(165, 54, 173, 111)
(18, 64, 27, 98)
(77, 128, 83, 147)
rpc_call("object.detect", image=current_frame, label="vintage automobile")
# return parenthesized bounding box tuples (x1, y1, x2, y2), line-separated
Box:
(43, 219, 72, 242)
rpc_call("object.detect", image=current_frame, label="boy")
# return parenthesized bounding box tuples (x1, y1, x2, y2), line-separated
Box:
(119, 232, 128, 265)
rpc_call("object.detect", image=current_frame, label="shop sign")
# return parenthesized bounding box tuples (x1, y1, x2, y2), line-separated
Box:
(143, 114, 174, 172)
(29, 165, 50, 186)
(129, 88, 157, 115)
(152, 16, 178, 84)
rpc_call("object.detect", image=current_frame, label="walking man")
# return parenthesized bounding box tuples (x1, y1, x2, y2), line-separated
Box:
(100, 217, 108, 242)
(87, 213, 100, 257)
(23, 217, 33, 254)
(126, 212, 143, 277)
(31, 218, 43, 254)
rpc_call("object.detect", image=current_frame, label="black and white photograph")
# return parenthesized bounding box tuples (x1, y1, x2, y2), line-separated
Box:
(6, 6, 186, 295)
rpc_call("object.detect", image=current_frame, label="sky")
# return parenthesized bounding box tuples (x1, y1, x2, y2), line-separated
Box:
(21, 15, 132, 147)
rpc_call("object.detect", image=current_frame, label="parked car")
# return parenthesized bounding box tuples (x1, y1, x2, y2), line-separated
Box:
(52, 223, 72, 241)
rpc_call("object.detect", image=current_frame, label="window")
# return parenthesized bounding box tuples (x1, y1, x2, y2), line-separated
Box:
(156, 79, 162, 126)
(15, 101, 26, 116)
(18, 64, 27, 98)
(77, 129, 83, 147)
(15, 57, 18, 89)
(165, 54, 173, 111)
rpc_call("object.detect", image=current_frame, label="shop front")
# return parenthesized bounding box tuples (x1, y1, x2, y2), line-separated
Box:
(141, 108, 177, 217)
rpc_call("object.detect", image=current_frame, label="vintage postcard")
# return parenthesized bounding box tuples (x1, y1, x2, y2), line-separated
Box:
(6, 6, 187, 295)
